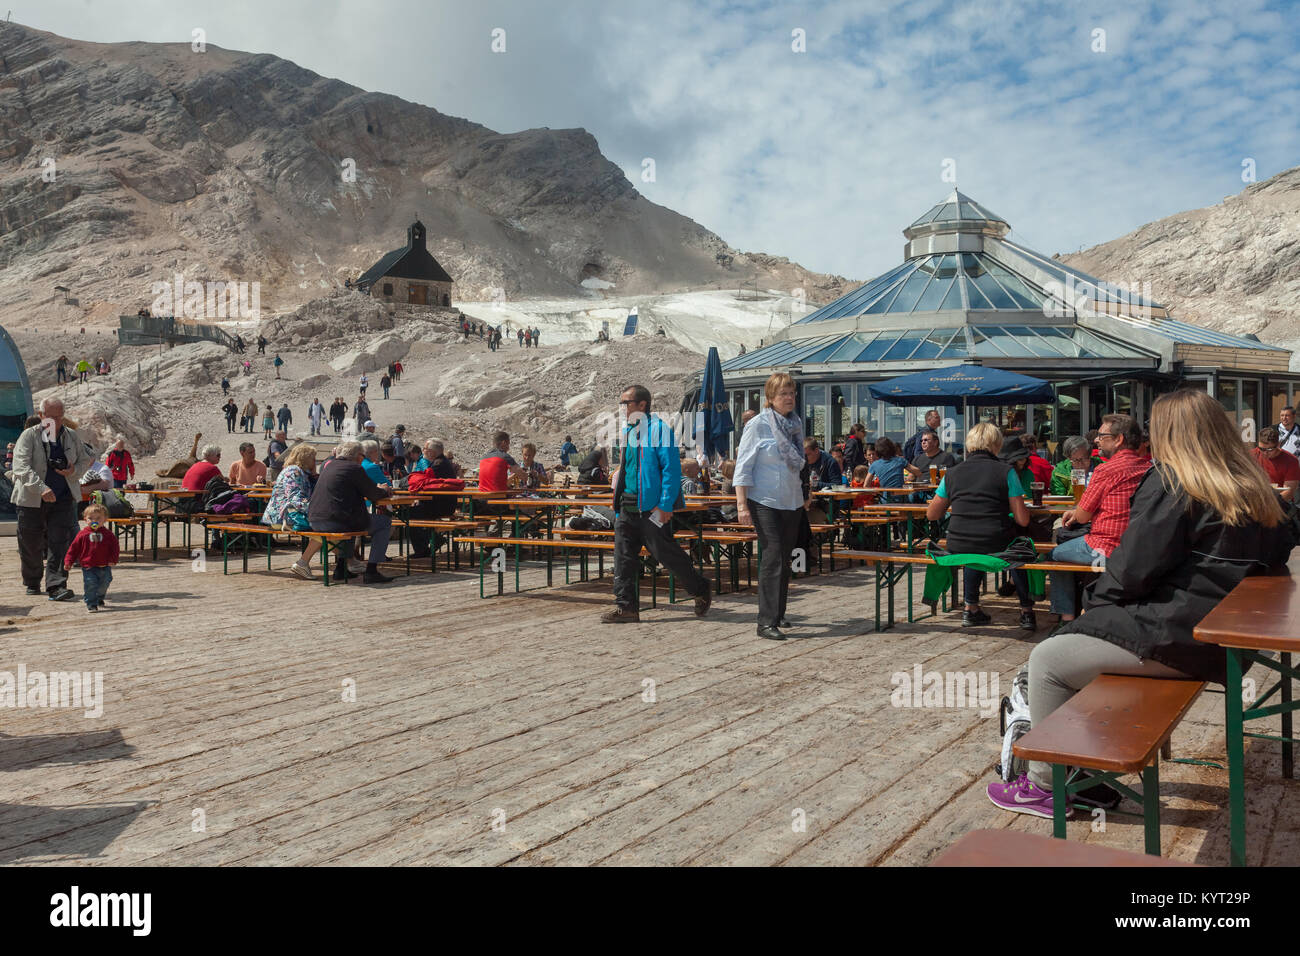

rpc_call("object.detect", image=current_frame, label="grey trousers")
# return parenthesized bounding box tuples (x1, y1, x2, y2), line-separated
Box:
(1026, 632, 1189, 790)
(17, 498, 78, 591)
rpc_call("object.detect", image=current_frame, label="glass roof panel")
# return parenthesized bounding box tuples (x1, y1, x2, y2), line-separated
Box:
(910, 328, 956, 361)
(963, 274, 994, 309)
(933, 202, 959, 221)
(993, 326, 1064, 358)
(958, 202, 982, 219)
(825, 332, 878, 362)
(881, 334, 929, 361)
(800, 337, 853, 364)
(937, 276, 964, 311)
(937, 328, 971, 358)
(913, 273, 954, 312)
(970, 270, 1017, 309)
(983, 260, 1046, 309)
(970, 326, 1038, 357)
(856, 329, 907, 361)
(883, 259, 937, 313)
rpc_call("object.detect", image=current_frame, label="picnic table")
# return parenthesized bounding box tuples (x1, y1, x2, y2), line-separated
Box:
(135, 487, 203, 560)
(1193, 575, 1300, 866)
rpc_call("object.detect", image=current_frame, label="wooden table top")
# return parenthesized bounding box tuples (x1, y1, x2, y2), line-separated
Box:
(1193, 575, 1300, 652)
(134, 488, 200, 497)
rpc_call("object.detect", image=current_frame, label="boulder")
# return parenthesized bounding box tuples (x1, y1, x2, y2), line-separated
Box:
(35, 379, 163, 456)
(329, 332, 409, 376)
(300, 373, 331, 389)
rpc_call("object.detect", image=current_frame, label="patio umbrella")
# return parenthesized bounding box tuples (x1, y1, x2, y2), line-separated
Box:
(867, 364, 1056, 407)
(697, 347, 734, 459)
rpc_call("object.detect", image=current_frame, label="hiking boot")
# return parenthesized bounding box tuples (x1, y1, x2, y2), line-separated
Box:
(694, 583, 712, 618)
(25, 586, 41, 596)
(290, 561, 314, 580)
(961, 608, 992, 627)
(600, 606, 640, 624)
(757, 624, 786, 641)
(1019, 609, 1038, 632)
(363, 569, 394, 584)
(88, 605, 99, 613)
(986, 774, 1072, 820)
(48, 587, 74, 602)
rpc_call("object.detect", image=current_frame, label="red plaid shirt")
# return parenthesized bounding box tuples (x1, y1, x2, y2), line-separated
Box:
(1078, 448, 1150, 555)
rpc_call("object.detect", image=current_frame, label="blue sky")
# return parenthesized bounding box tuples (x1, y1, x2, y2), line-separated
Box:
(16, 0, 1300, 280)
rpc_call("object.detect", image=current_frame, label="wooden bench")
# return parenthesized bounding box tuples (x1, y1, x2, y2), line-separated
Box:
(932, 829, 1198, 867)
(834, 550, 1097, 631)
(455, 535, 680, 602)
(403, 518, 493, 573)
(209, 523, 372, 586)
(1012, 674, 1205, 855)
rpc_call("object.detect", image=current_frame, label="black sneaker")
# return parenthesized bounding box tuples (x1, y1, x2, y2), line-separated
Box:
(961, 608, 992, 627)
(694, 583, 712, 618)
(1074, 780, 1122, 810)
(25, 586, 41, 596)
(48, 587, 75, 602)
(363, 569, 394, 584)
(1019, 609, 1038, 631)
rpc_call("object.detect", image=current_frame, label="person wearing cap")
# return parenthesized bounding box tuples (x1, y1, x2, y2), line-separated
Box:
(358, 419, 379, 442)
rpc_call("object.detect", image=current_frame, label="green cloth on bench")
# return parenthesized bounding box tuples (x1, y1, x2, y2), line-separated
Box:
(922, 537, 1037, 604)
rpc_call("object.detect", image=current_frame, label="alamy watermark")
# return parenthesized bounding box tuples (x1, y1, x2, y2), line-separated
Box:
(149, 274, 261, 320)
(0, 664, 104, 718)
(1042, 275, 1154, 321)
(890, 664, 999, 718)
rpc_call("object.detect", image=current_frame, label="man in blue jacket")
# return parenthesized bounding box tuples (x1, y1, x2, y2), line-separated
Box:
(603, 385, 711, 623)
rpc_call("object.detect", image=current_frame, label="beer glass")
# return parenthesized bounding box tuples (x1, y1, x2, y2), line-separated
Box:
(929, 464, 939, 484)
(1071, 468, 1087, 503)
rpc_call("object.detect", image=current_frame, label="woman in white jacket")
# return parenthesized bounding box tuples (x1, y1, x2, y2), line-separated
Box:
(733, 372, 808, 641)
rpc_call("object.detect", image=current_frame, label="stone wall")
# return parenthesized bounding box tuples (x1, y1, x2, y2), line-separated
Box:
(369, 276, 453, 308)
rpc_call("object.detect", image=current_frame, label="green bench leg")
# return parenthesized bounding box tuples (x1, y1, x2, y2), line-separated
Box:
(1052, 763, 1067, 839)
(1142, 761, 1161, 855)
(322, 540, 331, 587)
(1225, 647, 1247, 867)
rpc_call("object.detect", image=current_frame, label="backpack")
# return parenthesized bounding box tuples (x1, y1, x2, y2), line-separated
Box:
(202, 475, 241, 513)
(91, 488, 134, 518)
(995, 669, 1031, 782)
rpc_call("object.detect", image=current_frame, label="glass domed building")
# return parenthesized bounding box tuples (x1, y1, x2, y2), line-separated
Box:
(718, 190, 1297, 455)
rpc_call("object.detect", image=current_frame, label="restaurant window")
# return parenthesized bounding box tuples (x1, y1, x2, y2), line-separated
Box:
(1218, 377, 1261, 441)
(802, 384, 827, 448)
(830, 385, 850, 446)
(1268, 383, 1294, 427)
(854, 385, 882, 439)
(884, 403, 907, 443)
(1111, 381, 1132, 418)
(1054, 382, 1081, 446)
(382, 283, 393, 296)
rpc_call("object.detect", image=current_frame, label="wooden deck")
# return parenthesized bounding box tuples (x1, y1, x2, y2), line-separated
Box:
(1, 546, 1297, 866)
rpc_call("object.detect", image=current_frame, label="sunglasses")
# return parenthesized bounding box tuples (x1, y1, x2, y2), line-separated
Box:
(1259, 445, 1279, 453)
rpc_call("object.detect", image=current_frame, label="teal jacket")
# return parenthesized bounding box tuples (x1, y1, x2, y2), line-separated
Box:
(614, 414, 685, 515)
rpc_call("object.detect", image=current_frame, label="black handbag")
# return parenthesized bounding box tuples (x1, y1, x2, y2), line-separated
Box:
(1054, 522, 1090, 544)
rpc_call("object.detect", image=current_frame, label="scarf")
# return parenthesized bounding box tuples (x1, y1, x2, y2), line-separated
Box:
(766, 407, 806, 473)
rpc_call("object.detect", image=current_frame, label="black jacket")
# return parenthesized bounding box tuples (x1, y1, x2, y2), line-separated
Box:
(843, 434, 865, 472)
(809, 450, 842, 489)
(1060, 466, 1296, 685)
(307, 459, 390, 532)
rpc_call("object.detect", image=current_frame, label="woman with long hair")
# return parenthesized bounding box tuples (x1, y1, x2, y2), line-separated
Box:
(734, 372, 809, 640)
(262, 443, 323, 579)
(988, 389, 1296, 820)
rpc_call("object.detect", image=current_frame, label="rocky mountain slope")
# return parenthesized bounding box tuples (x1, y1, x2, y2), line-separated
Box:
(0, 20, 849, 334)
(1061, 165, 1300, 357)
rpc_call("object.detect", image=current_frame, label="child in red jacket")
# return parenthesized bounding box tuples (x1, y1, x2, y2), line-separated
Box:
(64, 503, 120, 612)
(106, 437, 134, 488)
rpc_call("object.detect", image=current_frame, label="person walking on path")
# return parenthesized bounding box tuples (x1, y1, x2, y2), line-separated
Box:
(222, 398, 238, 433)
(12, 397, 85, 601)
(105, 437, 134, 489)
(559, 435, 578, 467)
(734, 372, 809, 641)
(276, 402, 293, 432)
(56, 355, 69, 384)
(308, 398, 324, 436)
(517, 328, 524, 347)
(262, 405, 274, 440)
(380, 372, 392, 399)
(257, 335, 267, 354)
(241, 398, 258, 433)
(393, 361, 403, 382)
(359, 374, 369, 397)
(601, 384, 712, 624)
(353, 394, 371, 426)
(273, 354, 284, 379)
(75, 358, 91, 383)
(532, 327, 541, 347)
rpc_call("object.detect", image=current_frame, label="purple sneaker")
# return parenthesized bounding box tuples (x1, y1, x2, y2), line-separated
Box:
(986, 774, 1072, 820)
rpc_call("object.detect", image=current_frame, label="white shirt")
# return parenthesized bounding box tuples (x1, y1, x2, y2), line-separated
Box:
(1279, 422, 1300, 457)
(733, 408, 804, 511)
